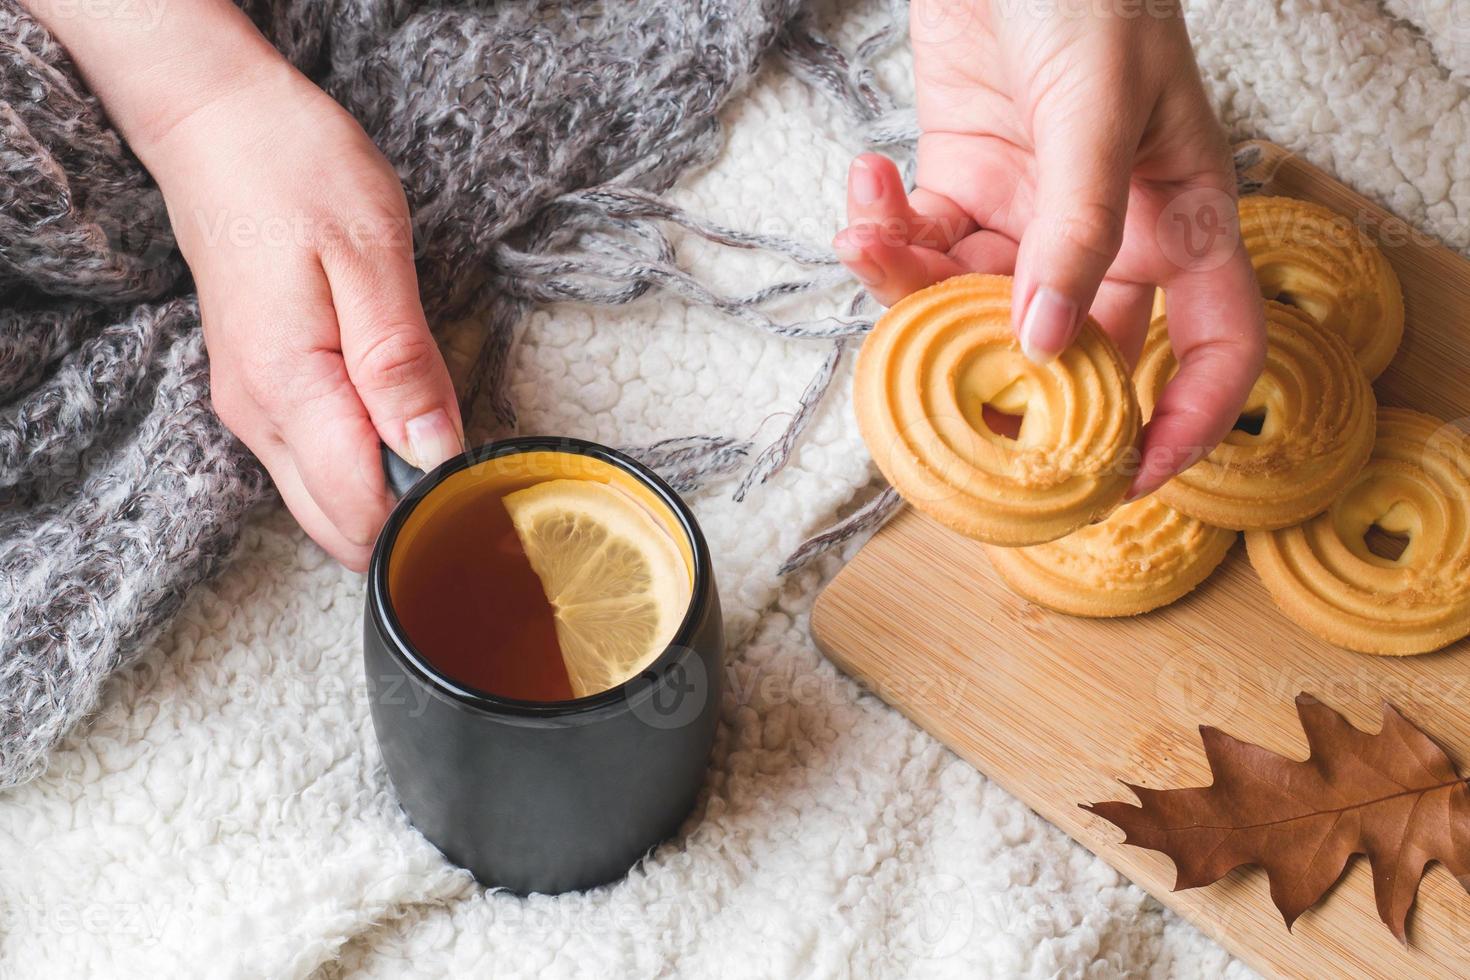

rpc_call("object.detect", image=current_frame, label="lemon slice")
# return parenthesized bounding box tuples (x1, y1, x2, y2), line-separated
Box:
(502, 479, 690, 697)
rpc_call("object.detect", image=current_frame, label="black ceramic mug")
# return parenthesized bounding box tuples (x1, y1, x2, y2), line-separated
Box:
(365, 437, 723, 894)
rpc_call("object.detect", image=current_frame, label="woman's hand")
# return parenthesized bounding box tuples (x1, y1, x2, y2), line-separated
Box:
(836, 0, 1265, 499)
(21, 0, 463, 570)
(148, 65, 463, 570)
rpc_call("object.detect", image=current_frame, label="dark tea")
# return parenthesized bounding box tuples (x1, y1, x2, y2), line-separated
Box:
(387, 451, 693, 702)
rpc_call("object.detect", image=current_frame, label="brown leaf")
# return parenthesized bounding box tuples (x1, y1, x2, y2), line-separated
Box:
(1084, 694, 1470, 941)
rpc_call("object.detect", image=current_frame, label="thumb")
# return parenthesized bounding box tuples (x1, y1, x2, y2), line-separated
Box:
(330, 247, 464, 472)
(1014, 105, 1140, 363)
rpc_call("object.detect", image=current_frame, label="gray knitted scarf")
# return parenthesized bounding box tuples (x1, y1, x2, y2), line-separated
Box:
(0, 0, 913, 787)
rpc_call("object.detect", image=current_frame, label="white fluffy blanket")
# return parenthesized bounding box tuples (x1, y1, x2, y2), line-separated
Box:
(3, 1, 1467, 976)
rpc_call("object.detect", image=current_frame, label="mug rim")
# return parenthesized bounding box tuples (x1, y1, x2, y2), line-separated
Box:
(368, 435, 714, 721)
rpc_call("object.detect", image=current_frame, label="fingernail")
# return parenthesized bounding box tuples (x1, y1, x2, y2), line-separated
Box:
(405, 408, 463, 470)
(850, 159, 882, 206)
(833, 237, 885, 287)
(1019, 287, 1078, 364)
(832, 237, 861, 263)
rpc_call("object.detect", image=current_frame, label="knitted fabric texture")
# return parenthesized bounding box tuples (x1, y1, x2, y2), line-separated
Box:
(0, 0, 904, 788)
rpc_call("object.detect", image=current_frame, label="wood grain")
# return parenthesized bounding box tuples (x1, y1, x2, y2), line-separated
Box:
(811, 141, 1470, 979)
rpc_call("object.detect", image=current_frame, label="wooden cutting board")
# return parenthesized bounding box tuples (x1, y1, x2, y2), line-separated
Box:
(811, 141, 1470, 978)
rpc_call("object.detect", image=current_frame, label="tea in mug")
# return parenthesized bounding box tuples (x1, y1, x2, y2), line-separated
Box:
(387, 451, 693, 701)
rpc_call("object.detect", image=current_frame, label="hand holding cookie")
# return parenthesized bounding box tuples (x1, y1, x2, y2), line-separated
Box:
(854, 275, 1139, 546)
(834, 0, 1266, 499)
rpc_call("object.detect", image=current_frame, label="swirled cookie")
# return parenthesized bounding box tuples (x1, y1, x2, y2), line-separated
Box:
(854, 274, 1140, 546)
(1239, 196, 1404, 380)
(984, 495, 1237, 617)
(1135, 301, 1375, 531)
(1247, 409, 1470, 655)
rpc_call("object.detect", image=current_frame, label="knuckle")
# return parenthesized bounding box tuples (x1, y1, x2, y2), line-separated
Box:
(337, 511, 384, 553)
(330, 491, 392, 554)
(352, 329, 438, 393)
(1057, 203, 1126, 262)
(235, 355, 296, 411)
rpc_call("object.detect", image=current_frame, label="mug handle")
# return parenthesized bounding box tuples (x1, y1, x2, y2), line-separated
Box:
(381, 444, 427, 498)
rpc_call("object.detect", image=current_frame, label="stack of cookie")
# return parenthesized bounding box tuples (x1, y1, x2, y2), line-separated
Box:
(854, 200, 1470, 656)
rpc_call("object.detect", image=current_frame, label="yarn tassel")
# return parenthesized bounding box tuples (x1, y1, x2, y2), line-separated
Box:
(622, 435, 753, 494)
(779, 485, 902, 575)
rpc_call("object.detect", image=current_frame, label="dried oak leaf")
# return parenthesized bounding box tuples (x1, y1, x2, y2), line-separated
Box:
(1084, 694, 1470, 941)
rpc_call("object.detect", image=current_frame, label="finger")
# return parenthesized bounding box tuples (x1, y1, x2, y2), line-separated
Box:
(1013, 102, 1143, 364)
(1129, 248, 1266, 499)
(832, 224, 1017, 308)
(833, 223, 969, 307)
(327, 240, 464, 472)
(949, 229, 1019, 277)
(914, 132, 1028, 231)
(1088, 279, 1156, 367)
(272, 347, 399, 556)
(255, 435, 375, 571)
(846, 154, 977, 252)
(203, 283, 390, 569)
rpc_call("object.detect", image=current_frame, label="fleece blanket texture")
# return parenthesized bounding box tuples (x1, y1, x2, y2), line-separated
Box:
(3, 0, 1469, 976)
